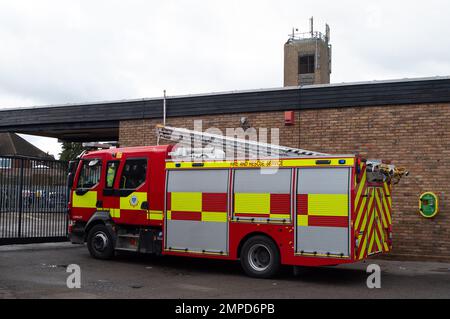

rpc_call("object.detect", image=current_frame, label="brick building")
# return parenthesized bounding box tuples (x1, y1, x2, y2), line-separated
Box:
(117, 81, 450, 261)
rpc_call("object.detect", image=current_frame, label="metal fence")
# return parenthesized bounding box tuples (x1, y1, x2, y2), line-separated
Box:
(0, 156, 69, 245)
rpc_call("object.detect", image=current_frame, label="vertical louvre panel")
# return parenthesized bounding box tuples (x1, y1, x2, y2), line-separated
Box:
(296, 167, 350, 257)
(233, 168, 292, 221)
(165, 169, 229, 253)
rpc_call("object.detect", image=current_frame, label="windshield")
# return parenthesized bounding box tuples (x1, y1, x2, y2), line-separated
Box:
(77, 159, 102, 189)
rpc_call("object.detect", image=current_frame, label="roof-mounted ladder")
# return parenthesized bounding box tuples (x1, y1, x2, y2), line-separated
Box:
(155, 124, 329, 160)
(155, 124, 409, 184)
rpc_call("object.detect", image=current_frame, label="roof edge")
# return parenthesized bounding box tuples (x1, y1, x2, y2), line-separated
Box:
(1, 75, 449, 112)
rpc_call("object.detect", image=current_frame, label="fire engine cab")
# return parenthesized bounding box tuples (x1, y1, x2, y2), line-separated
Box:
(68, 125, 407, 278)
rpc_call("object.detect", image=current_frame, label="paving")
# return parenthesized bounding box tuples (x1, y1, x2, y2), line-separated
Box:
(0, 242, 449, 299)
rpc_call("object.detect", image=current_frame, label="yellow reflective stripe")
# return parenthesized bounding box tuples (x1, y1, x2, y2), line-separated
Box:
(171, 192, 202, 212)
(110, 208, 120, 218)
(360, 191, 374, 232)
(166, 210, 172, 220)
(374, 229, 382, 252)
(359, 235, 368, 259)
(297, 215, 308, 226)
(368, 232, 375, 254)
(355, 196, 367, 230)
(308, 194, 348, 216)
(355, 171, 366, 203)
(269, 214, 291, 219)
(382, 194, 392, 224)
(234, 193, 270, 214)
(72, 191, 97, 208)
(375, 190, 388, 228)
(148, 210, 163, 220)
(202, 212, 227, 222)
(120, 192, 147, 210)
(366, 206, 375, 253)
(166, 158, 355, 169)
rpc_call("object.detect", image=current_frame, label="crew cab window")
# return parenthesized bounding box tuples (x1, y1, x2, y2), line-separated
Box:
(119, 159, 147, 189)
(105, 161, 120, 188)
(77, 159, 102, 189)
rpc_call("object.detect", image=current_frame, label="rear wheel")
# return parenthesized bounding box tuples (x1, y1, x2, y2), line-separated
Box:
(87, 224, 115, 259)
(240, 235, 280, 278)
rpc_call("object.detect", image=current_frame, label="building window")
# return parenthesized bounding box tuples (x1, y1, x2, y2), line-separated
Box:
(299, 55, 315, 74)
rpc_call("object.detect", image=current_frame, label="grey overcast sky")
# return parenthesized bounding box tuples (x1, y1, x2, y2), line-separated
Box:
(1, 0, 449, 158)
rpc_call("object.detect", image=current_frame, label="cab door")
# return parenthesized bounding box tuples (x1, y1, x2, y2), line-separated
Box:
(71, 157, 104, 221)
(102, 160, 121, 220)
(114, 156, 149, 225)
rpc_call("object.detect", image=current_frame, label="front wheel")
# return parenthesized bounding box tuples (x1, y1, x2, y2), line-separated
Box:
(87, 224, 115, 259)
(240, 235, 280, 278)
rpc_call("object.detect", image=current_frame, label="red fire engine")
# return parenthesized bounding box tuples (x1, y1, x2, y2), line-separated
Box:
(68, 126, 407, 278)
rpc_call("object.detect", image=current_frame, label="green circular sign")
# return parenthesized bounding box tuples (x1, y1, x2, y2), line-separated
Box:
(419, 192, 439, 218)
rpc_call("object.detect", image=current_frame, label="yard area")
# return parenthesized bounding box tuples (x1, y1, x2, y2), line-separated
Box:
(0, 242, 449, 299)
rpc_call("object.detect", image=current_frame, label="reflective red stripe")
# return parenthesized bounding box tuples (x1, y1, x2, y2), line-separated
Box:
(296, 194, 308, 215)
(202, 193, 227, 212)
(308, 216, 348, 227)
(170, 211, 201, 221)
(270, 194, 290, 214)
(166, 192, 171, 210)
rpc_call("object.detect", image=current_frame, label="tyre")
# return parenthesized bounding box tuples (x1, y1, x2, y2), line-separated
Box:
(240, 235, 280, 278)
(87, 224, 115, 259)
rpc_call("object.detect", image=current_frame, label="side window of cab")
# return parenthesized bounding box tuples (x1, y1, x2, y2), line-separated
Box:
(119, 159, 147, 190)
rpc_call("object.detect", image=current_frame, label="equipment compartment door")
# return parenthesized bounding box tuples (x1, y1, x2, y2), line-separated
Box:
(367, 186, 391, 255)
(295, 167, 351, 257)
(165, 169, 229, 254)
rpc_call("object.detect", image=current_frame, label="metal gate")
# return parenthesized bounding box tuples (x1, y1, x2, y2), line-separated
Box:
(0, 156, 69, 245)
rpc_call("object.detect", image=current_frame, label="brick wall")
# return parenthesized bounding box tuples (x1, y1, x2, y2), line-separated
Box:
(119, 103, 450, 261)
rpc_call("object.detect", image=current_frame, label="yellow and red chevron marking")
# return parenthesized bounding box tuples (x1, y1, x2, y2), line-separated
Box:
(354, 164, 367, 233)
(368, 190, 383, 255)
(358, 187, 376, 259)
(356, 185, 392, 259)
(354, 164, 369, 259)
(354, 159, 393, 260)
(382, 181, 392, 226)
(166, 192, 228, 222)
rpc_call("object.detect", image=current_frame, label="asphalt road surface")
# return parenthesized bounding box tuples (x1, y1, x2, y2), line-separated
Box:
(0, 242, 449, 299)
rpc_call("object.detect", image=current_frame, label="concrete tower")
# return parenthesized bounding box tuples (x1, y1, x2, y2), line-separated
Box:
(284, 17, 332, 86)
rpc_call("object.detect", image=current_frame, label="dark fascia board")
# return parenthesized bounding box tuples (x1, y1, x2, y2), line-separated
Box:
(0, 76, 449, 129)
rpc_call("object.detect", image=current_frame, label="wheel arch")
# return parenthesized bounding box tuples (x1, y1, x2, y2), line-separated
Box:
(84, 211, 115, 241)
